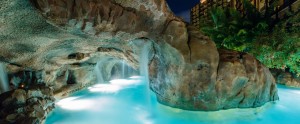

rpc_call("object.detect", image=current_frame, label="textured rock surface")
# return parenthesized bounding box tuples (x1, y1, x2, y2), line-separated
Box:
(30, 0, 175, 42)
(271, 69, 300, 87)
(215, 49, 278, 109)
(0, 0, 278, 115)
(150, 26, 220, 110)
(152, 49, 279, 110)
(0, 85, 55, 124)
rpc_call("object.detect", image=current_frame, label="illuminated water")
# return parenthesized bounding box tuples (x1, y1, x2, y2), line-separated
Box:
(139, 42, 152, 109)
(46, 79, 300, 124)
(122, 60, 125, 78)
(95, 61, 104, 84)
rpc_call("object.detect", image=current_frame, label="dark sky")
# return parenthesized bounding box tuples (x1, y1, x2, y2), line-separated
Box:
(166, 0, 199, 22)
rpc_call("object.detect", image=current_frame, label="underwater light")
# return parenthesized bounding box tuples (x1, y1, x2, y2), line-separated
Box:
(134, 107, 153, 124)
(56, 97, 94, 110)
(130, 76, 143, 79)
(110, 79, 142, 86)
(88, 84, 121, 93)
(56, 97, 78, 105)
(291, 90, 300, 95)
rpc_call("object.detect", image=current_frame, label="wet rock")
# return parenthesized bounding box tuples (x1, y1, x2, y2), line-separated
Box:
(150, 26, 220, 111)
(0, 86, 55, 124)
(271, 69, 300, 87)
(215, 49, 278, 109)
(40, 87, 53, 96)
(27, 90, 43, 98)
(152, 49, 278, 110)
(12, 89, 26, 104)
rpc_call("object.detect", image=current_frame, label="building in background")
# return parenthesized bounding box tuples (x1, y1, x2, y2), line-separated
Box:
(191, 0, 300, 28)
(272, 0, 300, 20)
(191, 0, 251, 28)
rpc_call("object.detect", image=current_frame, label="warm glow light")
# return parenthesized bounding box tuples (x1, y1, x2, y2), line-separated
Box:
(56, 97, 94, 110)
(201, 0, 206, 3)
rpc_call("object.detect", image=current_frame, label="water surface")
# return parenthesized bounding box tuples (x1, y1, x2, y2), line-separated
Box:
(46, 78, 300, 124)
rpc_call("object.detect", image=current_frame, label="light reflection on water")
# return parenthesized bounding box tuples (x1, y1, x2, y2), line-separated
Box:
(46, 78, 300, 124)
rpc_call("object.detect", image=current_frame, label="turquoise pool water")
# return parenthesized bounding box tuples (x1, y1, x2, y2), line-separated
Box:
(46, 77, 300, 124)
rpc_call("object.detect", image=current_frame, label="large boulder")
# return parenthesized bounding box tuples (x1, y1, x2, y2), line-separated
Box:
(0, 0, 278, 113)
(150, 26, 220, 110)
(215, 49, 278, 109)
(151, 48, 279, 111)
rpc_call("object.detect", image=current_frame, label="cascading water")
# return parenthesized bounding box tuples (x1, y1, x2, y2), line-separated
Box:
(0, 63, 9, 93)
(95, 62, 104, 83)
(122, 60, 125, 78)
(127, 65, 132, 77)
(139, 42, 153, 107)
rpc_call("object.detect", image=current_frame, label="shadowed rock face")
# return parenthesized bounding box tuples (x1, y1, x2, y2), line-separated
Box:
(271, 69, 300, 87)
(149, 26, 220, 110)
(0, 85, 55, 124)
(30, 0, 173, 41)
(151, 48, 279, 111)
(0, 0, 278, 114)
(215, 49, 278, 109)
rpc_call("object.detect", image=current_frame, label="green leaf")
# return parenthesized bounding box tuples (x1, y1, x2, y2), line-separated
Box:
(237, 29, 247, 36)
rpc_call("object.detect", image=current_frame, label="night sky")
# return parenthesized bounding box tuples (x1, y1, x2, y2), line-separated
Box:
(166, 0, 199, 22)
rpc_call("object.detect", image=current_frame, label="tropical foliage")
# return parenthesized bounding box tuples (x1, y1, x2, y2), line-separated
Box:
(200, 0, 300, 76)
(251, 15, 300, 76)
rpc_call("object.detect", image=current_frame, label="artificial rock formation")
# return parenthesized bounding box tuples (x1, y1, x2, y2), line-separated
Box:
(0, 0, 278, 117)
(0, 85, 55, 124)
(271, 69, 300, 87)
(215, 49, 278, 109)
(152, 48, 279, 110)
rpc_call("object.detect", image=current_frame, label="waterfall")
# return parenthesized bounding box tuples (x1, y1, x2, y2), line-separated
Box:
(0, 63, 9, 93)
(128, 65, 132, 78)
(122, 60, 125, 78)
(139, 42, 152, 106)
(95, 62, 104, 83)
(139, 44, 151, 82)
